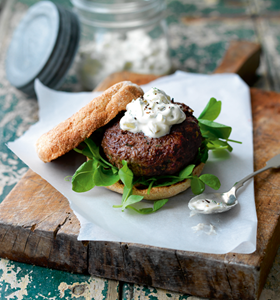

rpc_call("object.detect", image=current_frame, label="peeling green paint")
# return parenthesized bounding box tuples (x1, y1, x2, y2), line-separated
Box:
(179, 295, 191, 300)
(0, 258, 119, 300)
(102, 279, 108, 300)
(0, 259, 30, 300)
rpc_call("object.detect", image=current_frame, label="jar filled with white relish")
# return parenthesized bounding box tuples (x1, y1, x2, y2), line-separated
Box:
(71, 0, 172, 90)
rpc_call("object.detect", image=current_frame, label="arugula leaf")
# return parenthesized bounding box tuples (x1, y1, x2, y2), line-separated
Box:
(153, 199, 169, 211)
(118, 161, 134, 204)
(84, 138, 113, 167)
(198, 97, 241, 154)
(84, 138, 102, 159)
(199, 174, 220, 190)
(179, 164, 195, 179)
(93, 166, 120, 186)
(198, 119, 232, 140)
(189, 140, 208, 165)
(82, 145, 94, 159)
(73, 147, 83, 154)
(122, 185, 132, 205)
(227, 138, 242, 144)
(128, 207, 154, 214)
(206, 138, 233, 152)
(198, 98, 221, 121)
(147, 180, 156, 194)
(122, 195, 144, 211)
(72, 159, 98, 192)
(119, 160, 133, 188)
(72, 158, 119, 192)
(191, 176, 205, 195)
(117, 162, 169, 213)
(127, 199, 169, 214)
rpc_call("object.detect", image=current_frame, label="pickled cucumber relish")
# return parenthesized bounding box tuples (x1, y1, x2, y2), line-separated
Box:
(120, 88, 186, 138)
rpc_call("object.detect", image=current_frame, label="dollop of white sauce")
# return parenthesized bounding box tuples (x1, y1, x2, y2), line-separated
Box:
(191, 223, 217, 235)
(190, 199, 226, 213)
(120, 87, 186, 138)
(191, 223, 205, 232)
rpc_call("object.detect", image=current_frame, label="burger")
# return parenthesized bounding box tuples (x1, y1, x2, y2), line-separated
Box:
(36, 81, 235, 213)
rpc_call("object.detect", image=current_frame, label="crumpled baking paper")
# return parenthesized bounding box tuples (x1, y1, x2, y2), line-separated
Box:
(7, 71, 257, 254)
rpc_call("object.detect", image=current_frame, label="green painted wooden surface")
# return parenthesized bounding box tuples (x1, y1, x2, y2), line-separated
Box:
(0, 258, 119, 300)
(1, 0, 280, 299)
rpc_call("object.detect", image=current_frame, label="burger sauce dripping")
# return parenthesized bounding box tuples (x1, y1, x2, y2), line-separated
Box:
(120, 87, 186, 138)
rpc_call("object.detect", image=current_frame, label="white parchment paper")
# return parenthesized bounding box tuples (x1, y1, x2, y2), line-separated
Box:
(7, 71, 257, 254)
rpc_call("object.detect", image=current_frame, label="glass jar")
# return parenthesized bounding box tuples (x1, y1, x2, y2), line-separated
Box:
(71, 0, 171, 90)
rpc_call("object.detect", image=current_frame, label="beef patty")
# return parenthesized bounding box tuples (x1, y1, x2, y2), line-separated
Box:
(101, 103, 202, 177)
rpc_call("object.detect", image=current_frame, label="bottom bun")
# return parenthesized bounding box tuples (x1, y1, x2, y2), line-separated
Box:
(106, 163, 205, 200)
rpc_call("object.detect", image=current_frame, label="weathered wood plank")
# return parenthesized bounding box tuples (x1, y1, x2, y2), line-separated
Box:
(94, 72, 160, 92)
(213, 40, 261, 85)
(0, 170, 88, 274)
(1, 41, 280, 300)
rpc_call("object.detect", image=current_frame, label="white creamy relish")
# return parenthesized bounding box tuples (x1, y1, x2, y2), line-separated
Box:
(190, 199, 226, 213)
(120, 87, 186, 138)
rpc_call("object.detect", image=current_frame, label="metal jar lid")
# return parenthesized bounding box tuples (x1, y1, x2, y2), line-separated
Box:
(5, 1, 80, 96)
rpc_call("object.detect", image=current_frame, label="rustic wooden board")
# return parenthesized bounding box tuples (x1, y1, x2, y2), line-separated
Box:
(1, 41, 280, 300)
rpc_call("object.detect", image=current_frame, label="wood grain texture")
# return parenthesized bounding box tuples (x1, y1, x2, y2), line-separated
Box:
(0, 170, 87, 274)
(1, 41, 279, 300)
(213, 40, 261, 85)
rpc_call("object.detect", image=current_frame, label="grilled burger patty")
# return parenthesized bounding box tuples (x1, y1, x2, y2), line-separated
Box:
(101, 103, 202, 177)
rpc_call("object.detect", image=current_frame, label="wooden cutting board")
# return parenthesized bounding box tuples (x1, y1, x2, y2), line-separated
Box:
(1, 41, 279, 300)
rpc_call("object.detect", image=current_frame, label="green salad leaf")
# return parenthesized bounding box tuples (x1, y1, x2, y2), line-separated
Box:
(72, 139, 119, 192)
(127, 199, 169, 214)
(179, 164, 195, 178)
(198, 97, 241, 152)
(119, 160, 133, 189)
(191, 175, 205, 195)
(69, 97, 241, 214)
(198, 119, 232, 140)
(72, 159, 98, 192)
(198, 97, 221, 121)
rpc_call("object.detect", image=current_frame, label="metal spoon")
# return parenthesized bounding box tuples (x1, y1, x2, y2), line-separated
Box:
(188, 153, 280, 214)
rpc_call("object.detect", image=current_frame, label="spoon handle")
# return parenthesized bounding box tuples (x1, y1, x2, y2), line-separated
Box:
(234, 153, 280, 191)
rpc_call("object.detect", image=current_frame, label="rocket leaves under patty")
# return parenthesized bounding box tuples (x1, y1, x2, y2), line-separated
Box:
(70, 97, 241, 214)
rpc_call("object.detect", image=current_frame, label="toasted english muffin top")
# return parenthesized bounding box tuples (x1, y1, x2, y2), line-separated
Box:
(36, 81, 144, 162)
